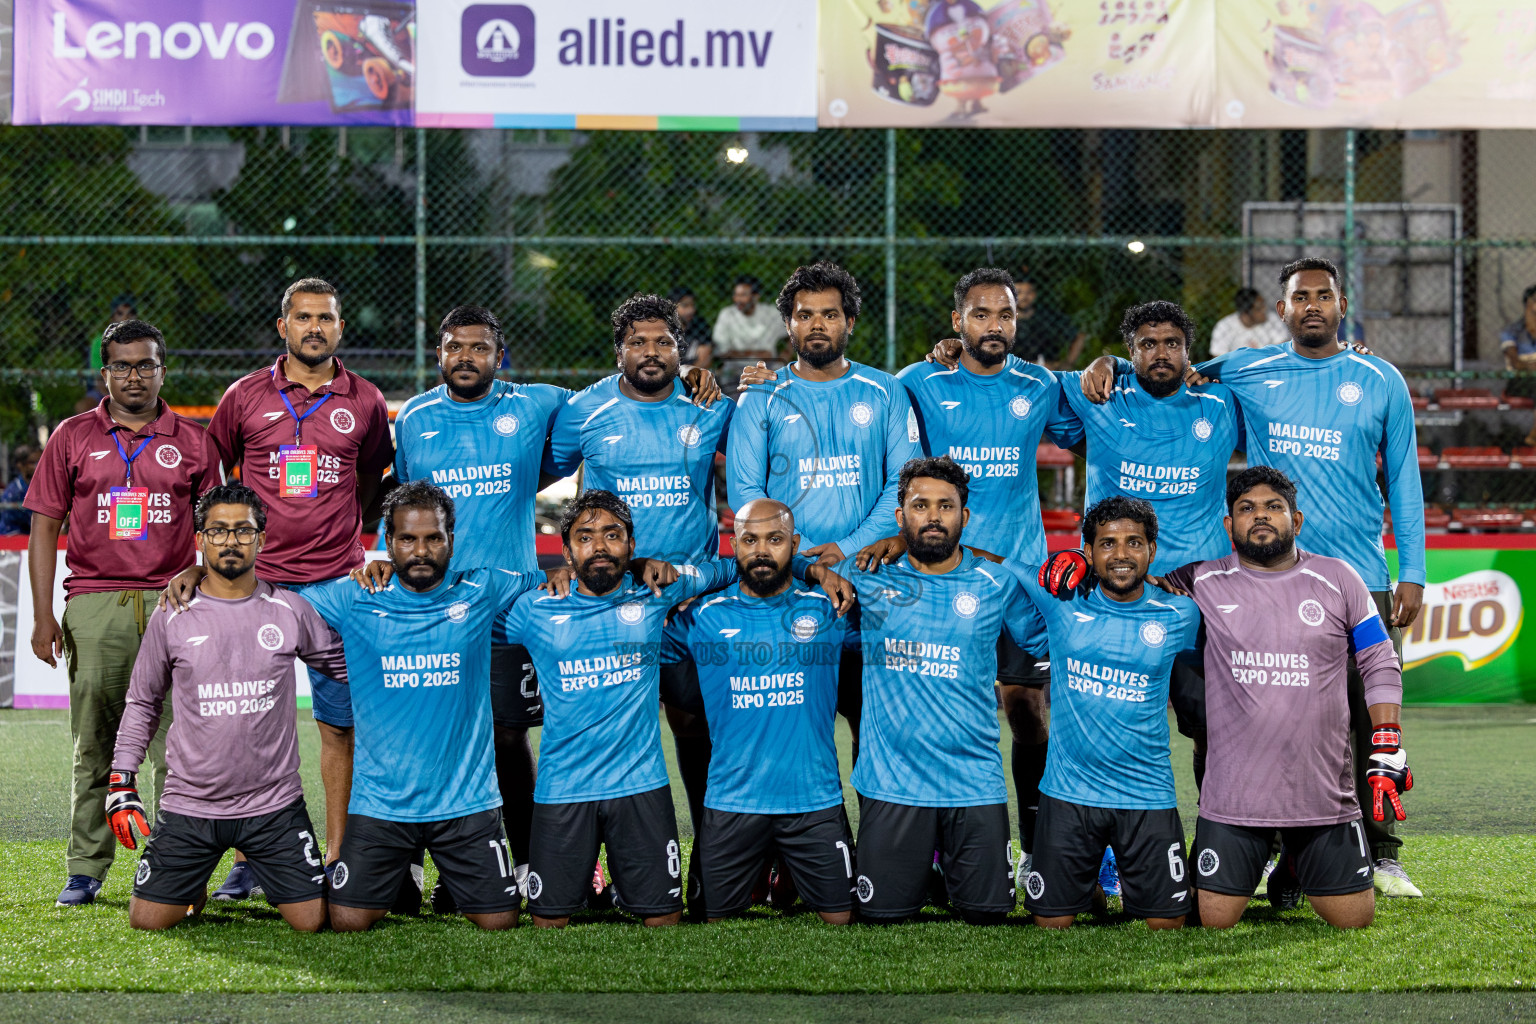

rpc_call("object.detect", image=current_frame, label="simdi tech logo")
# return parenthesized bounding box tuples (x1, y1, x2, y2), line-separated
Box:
(462, 5, 535, 77)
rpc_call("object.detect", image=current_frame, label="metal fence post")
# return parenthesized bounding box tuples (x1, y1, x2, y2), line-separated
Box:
(414, 127, 428, 393)
(1342, 128, 1357, 338)
(885, 128, 897, 373)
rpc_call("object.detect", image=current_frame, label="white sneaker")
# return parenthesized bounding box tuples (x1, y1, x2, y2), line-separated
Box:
(1372, 858, 1422, 898)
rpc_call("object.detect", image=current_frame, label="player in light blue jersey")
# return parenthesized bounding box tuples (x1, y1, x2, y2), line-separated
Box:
(303, 482, 552, 932)
(663, 498, 855, 923)
(838, 457, 1046, 924)
(729, 261, 922, 764)
(1080, 256, 1426, 896)
(1017, 497, 1199, 930)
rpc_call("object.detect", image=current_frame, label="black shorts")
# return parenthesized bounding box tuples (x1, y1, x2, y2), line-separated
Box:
(853, 796, 1014, 921)
(996, 631, 1049, 688)
(490, 642, 542, 728)
(1168, 653, 1206, 740)
(527, 786, 682, 918)
(659, 659, 704, 717)
(1192, 816, 1374, 898)
(329, 808, 517, 914)
(1025, 795, 1190, 919)
(698, 804, 854, 916)
(132, 797, 325, 907)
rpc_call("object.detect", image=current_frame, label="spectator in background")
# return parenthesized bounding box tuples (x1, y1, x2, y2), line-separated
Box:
(1500, 284, 1536, 446)
(1210, 287, 1288, 356)
(669, 287, 715, 367)
(0, 445, 41, 535)
(1012, 273, 1086, 369)
(713, 275, 785, 371)
(77, 296, 139, 415)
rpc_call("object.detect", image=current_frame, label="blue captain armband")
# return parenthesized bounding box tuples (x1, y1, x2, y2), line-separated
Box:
(1351, 614, 1391, 651)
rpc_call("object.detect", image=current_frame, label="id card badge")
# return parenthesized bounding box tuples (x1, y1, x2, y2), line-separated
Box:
(108, 487, 149, 541)
(279, 445, 319, 498)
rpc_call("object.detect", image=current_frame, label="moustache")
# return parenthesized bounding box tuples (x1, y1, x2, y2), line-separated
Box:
(978, 334, 1007, 345)
(402, 558, 438, 572)
(746, 558, 778, 571)
(1105, 561, 1137, 571)
(217, 549, 243, 561)
(451, 362, 479, 374)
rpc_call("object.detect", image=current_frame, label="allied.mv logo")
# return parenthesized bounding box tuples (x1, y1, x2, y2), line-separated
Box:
(849, 401, 874, 427)
(1139, 620, 1167, 648)
(447, 601, 470, 623)
(462, 5, 537, 77)
(257, 624, 285, 651)
(617, 602, 645, 625)
(791, 614, 819, 642)
(1192, 417, 1213, 442)
(1336, 381, 1363, 406)
(676, 424, 702, 448)
(1009, 395, 1032, 419)
(952, 591, 979, 619)
(155, 444, 182, 469)
(330, 407, 356, 434)
(493, 414, 519, 437)
(1297, 598, 1326, 627)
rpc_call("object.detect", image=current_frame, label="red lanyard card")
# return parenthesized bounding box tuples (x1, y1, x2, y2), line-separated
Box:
(279, 445, 319, 498)
(108, 487, 149, 541)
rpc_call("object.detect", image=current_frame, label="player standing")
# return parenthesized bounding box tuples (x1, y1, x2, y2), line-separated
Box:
(26, 319, 219, 907)
(1019, 497, 1199, 930)
(1163, 467, 1410, 928)
(662, 499, 854, 924)
(109, 484, 343, 931)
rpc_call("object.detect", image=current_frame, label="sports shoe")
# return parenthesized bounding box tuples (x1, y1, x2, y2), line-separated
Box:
(1097, 848, 1121, 898)
(55, 874, 102, 907)
(212, 861, 262, 902)
(1015, 850, 1033, 891)
(1266, 852, 1302, 910)
(430, 878, 458, 914)
(768, 860, 798, 909)
(587, 860, 613, 911)
(1372, 858, 1422, 898)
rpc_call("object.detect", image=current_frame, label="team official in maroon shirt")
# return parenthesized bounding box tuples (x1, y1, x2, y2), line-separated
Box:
(176, 277, 392, 900)
(26, 319, 219, 908)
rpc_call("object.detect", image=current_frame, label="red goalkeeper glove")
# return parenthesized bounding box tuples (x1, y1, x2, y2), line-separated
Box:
(1038, 550, 1094, 601)
(105, 769, 151, 850)
(1365, 724, 1413, 823)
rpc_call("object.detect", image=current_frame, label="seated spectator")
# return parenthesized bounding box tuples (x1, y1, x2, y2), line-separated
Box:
(0, 444, 40, 536)
(669, 287, 715, 367)
(1210, 287, 1288, 355)
(713, 275, 784, 366)
(1013, 273, 1087, 369)
(1500, 283, 1536, 446)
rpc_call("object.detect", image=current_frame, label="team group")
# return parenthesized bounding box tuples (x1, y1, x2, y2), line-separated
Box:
(27, 255, 1423, 931)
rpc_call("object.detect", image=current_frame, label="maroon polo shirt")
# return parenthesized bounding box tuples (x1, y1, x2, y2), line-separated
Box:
(25, 400, 218, 599)
(207, 355, 392, 585)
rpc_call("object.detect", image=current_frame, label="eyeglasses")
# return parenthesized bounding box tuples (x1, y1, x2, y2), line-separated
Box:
(104, 362, 164, 379)
(200, 526, 259, 544)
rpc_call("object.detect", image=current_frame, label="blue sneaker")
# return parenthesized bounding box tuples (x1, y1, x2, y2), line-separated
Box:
(212, 861, 262, 902)
(1097, 848, 1122, 898)
(56, 874, 102, 907)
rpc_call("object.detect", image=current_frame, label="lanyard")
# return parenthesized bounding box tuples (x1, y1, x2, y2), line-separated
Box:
(272, 367, 333, 444)
(112, 432, 152, 488)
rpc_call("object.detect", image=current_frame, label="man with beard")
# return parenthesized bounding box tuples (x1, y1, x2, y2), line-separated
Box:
(1013, 497, 1199, 931)
(1161, 467, 1409, 929)
(26, 319, 219, 907)
(497, 491, 850, 928)
(831, 457, 1043, 925)
(729, 262, 921, 759)
(109, 484, 343, 931)
(661, 499, 855, 924)
(302, 481, 550, 932)
(544, 293, 732, 913)
(1078, 259, 1425, 897)
(179, 278, 393, 900)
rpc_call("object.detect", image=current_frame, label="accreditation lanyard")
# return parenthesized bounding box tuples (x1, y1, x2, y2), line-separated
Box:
(108, 432, 152, 541)
(274, 370, 331, 499)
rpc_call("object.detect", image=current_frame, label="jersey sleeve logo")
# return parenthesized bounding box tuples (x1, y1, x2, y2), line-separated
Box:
(493, 414, 520, 437)
(154, 444, 182, 468)
(1139, 620, 1167, 648)
(676, 423, 702, 448)
(791, 614, 819, 642)
(1192, 417, 1213, 442)
(257, 624, 285, 651)
(952, 591, 980, 618)
(1009, 395, 1032, 419)
(617, 602, 645, 625)
(1336, 381, 1364, 406)
(849, 401, 874, 428)
(1297, 598, 1326, 627)
(447, 600, 471, 623)
(330, 407, 356, 434)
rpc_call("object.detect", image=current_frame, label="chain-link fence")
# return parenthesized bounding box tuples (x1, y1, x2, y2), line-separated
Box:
(2, 124, 1534, 522)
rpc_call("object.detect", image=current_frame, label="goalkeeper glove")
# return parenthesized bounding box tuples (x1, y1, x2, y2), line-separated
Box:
(105, 769, 151, 850)
(1365, 724, 1413, 823)
(1038, 550, 1094, 601)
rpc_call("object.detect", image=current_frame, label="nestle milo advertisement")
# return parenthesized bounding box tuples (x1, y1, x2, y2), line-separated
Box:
(1387, 547, 1532, 704)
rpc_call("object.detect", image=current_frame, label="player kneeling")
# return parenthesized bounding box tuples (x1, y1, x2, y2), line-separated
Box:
(109, 485, 342, 931)
(1026, 498, 1198, 930)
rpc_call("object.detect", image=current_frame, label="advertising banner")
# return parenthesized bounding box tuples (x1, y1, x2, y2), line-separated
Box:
(1, 2, 12, 125)
(11, 0, 416, 125)
(415, 0, 818, 130)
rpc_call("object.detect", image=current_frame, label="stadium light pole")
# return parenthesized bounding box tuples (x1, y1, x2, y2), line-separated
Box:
(1342, 128, 1357, 342)
(414, 127, 428, 393)
(884, 128, 897, 373)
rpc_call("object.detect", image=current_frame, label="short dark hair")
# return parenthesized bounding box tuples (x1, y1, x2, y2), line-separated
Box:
(733, 275, 762, 294)
(380, 480, 455, 541)
(667, 287, 695, 304)
(897, 456, 969, 509)
(1226, 465, 1299, 515)
(1278, 257, 1341, 292)
(281, 277, 339, 316)
(194, 482, 267, 533)
(1082, 495, 1158, 547)
(559, 490, 634, 546)
(438, 305, 504, 350)
(1522, 283, 1536, 306)
(776, 261, 862, 322)
(1234, 287, 1262, 312)
(1119, 300, 1196, 349)
(953, 268, 1016, 312)
(610, 293, 682, 354)
(101, 319, 167, 365)
(12, 443, 37, 467)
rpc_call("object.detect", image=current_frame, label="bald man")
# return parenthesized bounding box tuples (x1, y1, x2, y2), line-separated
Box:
(661, 499, 857, 922)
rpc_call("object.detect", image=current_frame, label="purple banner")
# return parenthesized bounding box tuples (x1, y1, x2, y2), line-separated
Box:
(11, 0, 415, 125)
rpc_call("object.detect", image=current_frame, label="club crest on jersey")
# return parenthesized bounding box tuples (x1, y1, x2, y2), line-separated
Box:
(1297, 598, 1326, 627)
(952, 591, 980, 618)
(330, 407, 356, 434)
(256, 624, 285, 651)
(154, 444, 182, 469)
(1009, 395, 1032, 419)
(1192, 417, 1213, 442)
(1336, 381, 1363, 406)
(447, 601, 470, 623)
(1025, 870, 1045, 900)
(331, 861, 349, 888)
(856, 875, 874, 903)
(1139, 620, 1167, 648)
(791, 614, 819, 642)
(526, 871, 543, 900)
(493, 414, 519, 437)
(1197, 849, 1220, 877)
(617, 602, 645, 625)
(849, 401, 874, 427)
(676, 423, 702, 448)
